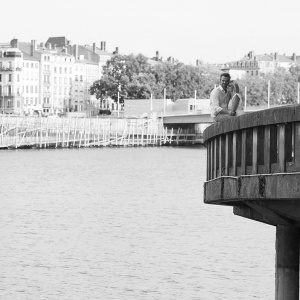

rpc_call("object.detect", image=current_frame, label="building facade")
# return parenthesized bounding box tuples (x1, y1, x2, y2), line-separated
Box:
(0, 37, 115, 116)
(222, 51, 300, 79)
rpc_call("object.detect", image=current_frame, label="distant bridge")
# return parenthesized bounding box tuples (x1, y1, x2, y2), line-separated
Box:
(162, 113, 213, 125)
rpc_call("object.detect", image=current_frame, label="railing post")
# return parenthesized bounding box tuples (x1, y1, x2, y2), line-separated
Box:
(294, 122, 300, 171)
(264, 126, 271, 173)
(241, 130, 247, 175)
(214, 138, 217, 179)
(252, 127, 258, 174)
(232, 132, 237, 176)
(218, 136, 222, 177)
(225, 134, 229, 176)
(278, 124, 285, 173)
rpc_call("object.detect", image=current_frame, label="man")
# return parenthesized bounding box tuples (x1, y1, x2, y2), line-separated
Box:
(210, 73, 240, 122)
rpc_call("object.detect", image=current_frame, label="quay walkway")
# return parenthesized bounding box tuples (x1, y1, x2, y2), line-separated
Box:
(0, 115, 203, 149)
(203, 104, 300, 300)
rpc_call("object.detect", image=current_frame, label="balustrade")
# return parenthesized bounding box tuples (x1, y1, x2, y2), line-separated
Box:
(204, 105, 300, 181)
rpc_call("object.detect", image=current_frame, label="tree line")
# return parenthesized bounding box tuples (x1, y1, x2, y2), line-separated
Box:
(90, 53, 300, 107)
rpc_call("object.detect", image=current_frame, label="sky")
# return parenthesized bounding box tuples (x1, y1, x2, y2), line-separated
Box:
(2, 0, 300, 65)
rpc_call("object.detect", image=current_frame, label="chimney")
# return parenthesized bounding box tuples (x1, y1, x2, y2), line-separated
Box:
(74, 44, 78, 59)
(31, 40, 36, 56)
(100, 41, 103, 50)
(10, 38, 19, 48)
(103, 41, 106, 51)
(275, 52, 279, 60)
(196, 59, 199, 66)
(156, 51, 159, 61)
(292, 53, 297, 61)
(248, 51, 254, 59)
(115, 47, 119, 54)
(93, 43, 96, 53)
(40, 42, 44, 48)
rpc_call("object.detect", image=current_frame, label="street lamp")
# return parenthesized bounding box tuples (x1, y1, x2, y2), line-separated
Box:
(1, 83, 5, 115)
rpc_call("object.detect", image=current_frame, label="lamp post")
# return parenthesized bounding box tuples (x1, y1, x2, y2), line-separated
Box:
(1, 83, 5, 115)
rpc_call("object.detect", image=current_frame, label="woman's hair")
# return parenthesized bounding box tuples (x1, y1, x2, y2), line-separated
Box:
(229, 80, 240, 93)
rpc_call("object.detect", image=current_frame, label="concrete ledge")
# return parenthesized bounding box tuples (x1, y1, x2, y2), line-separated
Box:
(204, 173, 300, 204)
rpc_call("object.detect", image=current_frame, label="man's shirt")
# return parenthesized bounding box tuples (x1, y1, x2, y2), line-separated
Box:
(210, 86, 232, 118)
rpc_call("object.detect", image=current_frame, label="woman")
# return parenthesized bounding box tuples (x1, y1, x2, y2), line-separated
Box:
(227, 80, 242, 115)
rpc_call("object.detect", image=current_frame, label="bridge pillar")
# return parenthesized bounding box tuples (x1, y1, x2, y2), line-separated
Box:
(276, 225, 299, 300)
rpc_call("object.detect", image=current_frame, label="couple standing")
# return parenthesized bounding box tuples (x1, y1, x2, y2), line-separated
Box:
(210, 73, 242, 122)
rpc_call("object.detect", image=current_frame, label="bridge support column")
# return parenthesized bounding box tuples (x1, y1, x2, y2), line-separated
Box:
(276, 225, 299, 300)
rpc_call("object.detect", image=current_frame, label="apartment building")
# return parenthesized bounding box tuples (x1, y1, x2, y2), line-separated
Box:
(0, 37, 115, 115)
(222, 51, 300, 80)
(0, 45, 25, 114)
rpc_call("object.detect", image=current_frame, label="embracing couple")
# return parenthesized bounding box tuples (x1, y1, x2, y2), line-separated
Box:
(210, 73, 243, 122)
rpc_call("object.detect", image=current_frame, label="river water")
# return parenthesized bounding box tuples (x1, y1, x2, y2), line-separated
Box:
(0, 146, 275, 300)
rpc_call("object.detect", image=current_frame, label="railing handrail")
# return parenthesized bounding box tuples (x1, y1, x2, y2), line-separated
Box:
(203, 104, 300, 144)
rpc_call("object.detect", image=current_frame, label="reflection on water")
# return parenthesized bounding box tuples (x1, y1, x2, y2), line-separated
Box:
(0, 147, 275, 299)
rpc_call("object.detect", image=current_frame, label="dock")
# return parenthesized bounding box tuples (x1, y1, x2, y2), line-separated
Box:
(0, 115, 204, 149)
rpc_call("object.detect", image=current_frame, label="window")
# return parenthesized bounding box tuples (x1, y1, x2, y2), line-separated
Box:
(0, 74, 2, 82)
(17, 74, 20, 82)
(35, 86, 38, 93)
(8, 74, 12, 82)
(59, 67, 62, 73)
(30, 86, 33, 93)
(54, 67, 57, 73)
(59, 77, 62, 84)
(65, 67, 67, 73)
(26, 86, 29, 93)
(54, 77, 57, 84)
(80, 75, 83, 81)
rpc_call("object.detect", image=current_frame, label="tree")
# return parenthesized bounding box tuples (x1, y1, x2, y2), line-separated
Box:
(90, 54, 156, 103)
